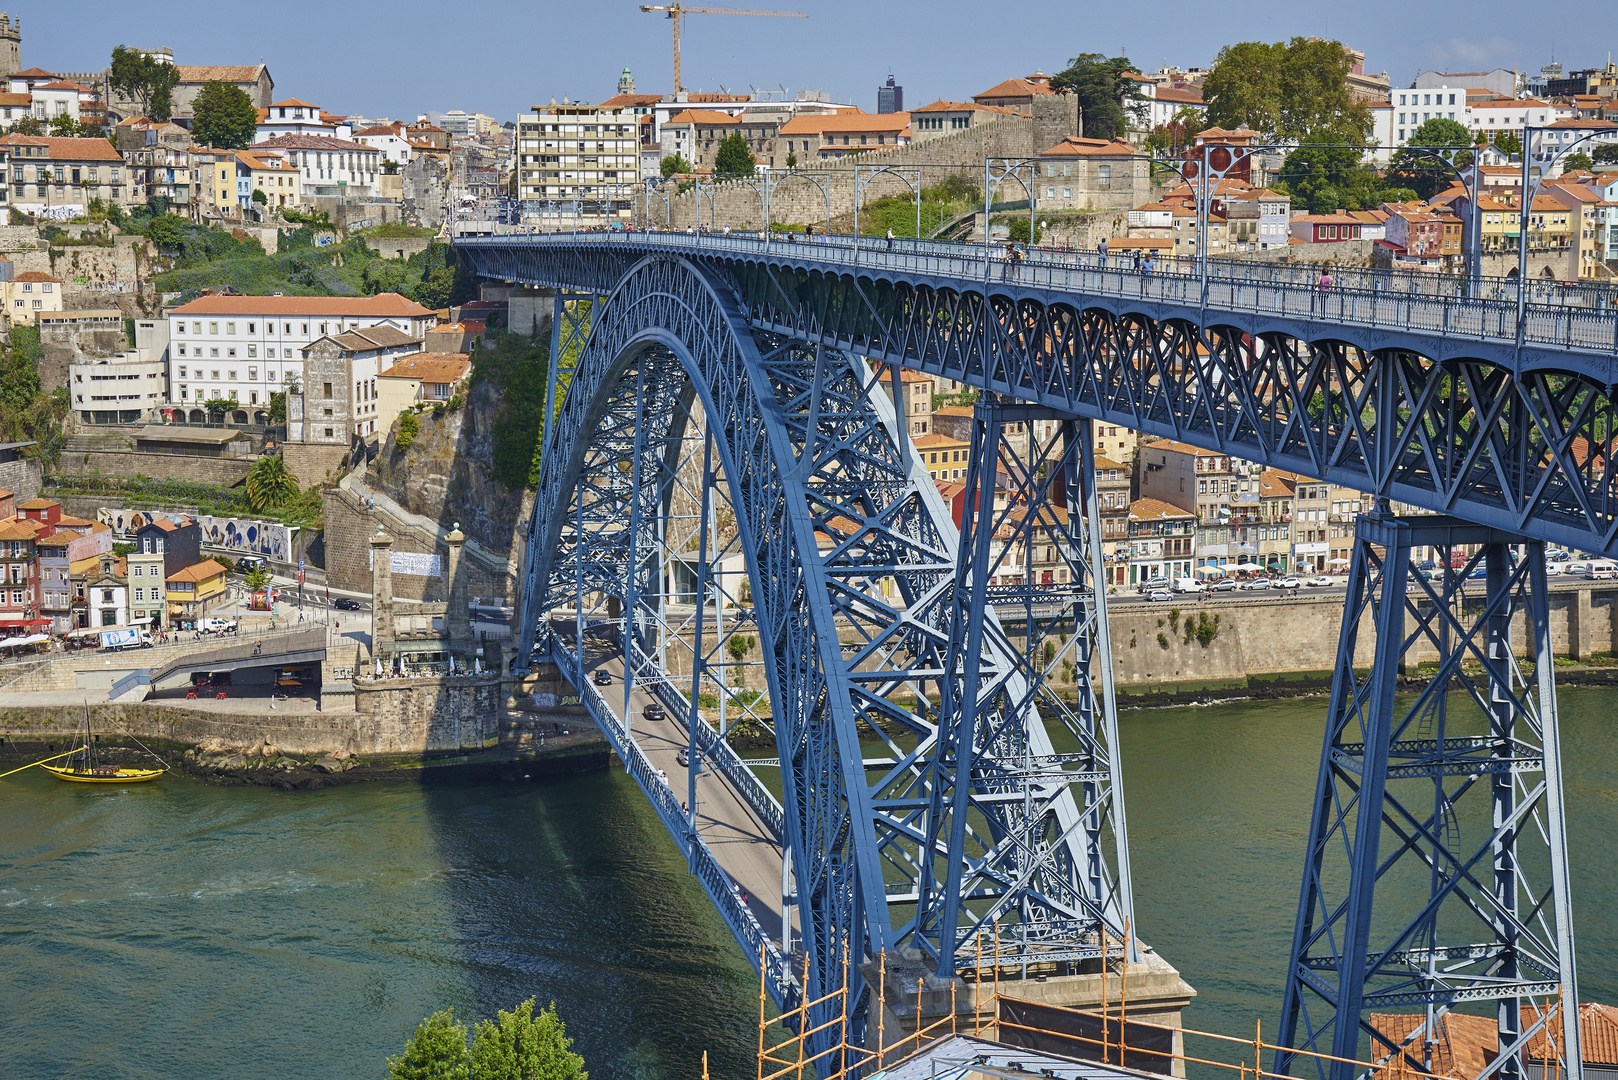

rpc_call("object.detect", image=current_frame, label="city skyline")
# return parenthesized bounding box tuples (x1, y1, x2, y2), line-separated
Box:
(26, 0, 1618, 123)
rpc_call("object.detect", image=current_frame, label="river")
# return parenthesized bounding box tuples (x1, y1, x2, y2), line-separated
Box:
(2, 690, 1615, 1080)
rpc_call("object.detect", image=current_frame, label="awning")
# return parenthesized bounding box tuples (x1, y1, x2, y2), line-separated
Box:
(1195, 565, 1225, 577)
(0, 633, 48, 648)
(0, 618, 50, 628)
(1329, 558, 1351, 567)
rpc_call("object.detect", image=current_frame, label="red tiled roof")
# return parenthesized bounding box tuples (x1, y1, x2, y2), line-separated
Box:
(378, 352, 472, 383)
(167, 559, 228, 584)
(251, 133, 377, 152)
(175, 65, 266, 84)
(779, 111, 908, 136)
(37, 80, 93, 93)
(1129, 497, 1194, 521)
(170, 293, 433, 317)
(0, 135, 122, 161)
(1041, 136, 1138, 157)
(12, 271, 62, 283)
(974, 77, 1056, 100)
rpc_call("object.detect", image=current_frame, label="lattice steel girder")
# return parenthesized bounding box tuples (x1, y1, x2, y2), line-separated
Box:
(515, 255, 1152, 1077)
(922, 399, 1135, 978)
(1275, 515, 1581, 1080)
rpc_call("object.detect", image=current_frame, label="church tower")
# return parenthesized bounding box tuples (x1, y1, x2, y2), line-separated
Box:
(618, 66, 635, 96)
(0, 14, 20, 79)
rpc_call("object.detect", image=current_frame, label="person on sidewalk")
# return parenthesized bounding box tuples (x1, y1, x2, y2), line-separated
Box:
(886, 227, 895, 251)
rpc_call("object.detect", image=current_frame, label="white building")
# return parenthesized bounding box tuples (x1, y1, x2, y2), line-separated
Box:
(70, 351, 167, 426)
(164, 294, 435, 419)
(255, 97, 348, 141)
(249, 134, 382, 199)
(89, 570, 128, 629)
(30, 79, 94, 122)
(353, 121, 420, 166)
(1369, 88, 1574, 162)
(514, 102, 640, 220)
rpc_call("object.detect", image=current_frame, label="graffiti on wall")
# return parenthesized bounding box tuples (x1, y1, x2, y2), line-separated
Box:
(97, 508, 300, 561)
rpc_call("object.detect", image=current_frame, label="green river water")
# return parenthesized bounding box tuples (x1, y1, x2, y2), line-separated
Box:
(2, 690, 1615, 1080)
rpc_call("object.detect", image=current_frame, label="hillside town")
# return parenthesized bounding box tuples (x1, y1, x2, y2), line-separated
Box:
(0, 11, 1616, 649)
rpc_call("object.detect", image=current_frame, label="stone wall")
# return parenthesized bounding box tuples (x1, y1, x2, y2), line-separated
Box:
(37, 315, 129, 394)
(353, 673, 502, 751)
(402, 155, 450, 231)
(38, 237, 155, 315)
(362, 236, 435, 260)
(0, 224, 41, 252)
(282, 443, 351, 487)
(0, 454, 42, 501)
(52, 449, 253, 486)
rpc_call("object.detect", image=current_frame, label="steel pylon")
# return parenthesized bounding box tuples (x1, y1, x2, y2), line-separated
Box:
(1277, 514, 1581, 1080)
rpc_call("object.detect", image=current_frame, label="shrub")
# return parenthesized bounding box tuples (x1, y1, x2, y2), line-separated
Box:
(1157, 632, 1169, 649)
(395, 411, 420, 452)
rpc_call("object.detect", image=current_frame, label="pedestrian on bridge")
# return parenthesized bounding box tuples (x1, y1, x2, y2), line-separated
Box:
(1317, 268, 1334, 294)
(1097, 237, 1108, 262)
(886, 227, 895, 251)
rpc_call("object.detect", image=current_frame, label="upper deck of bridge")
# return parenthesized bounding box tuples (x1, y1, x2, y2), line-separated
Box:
(457, 229, 1618, 374)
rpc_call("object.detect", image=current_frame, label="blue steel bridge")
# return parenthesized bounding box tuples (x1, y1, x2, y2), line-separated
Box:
(455, 230, 1610, 1080)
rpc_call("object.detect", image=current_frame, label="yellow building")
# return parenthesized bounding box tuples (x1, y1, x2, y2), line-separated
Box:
(3, 270, 64, 327)
(192, 150, 239, 215)
(1546, 181, 1604, 278)
(234, 149, 302, 209)
(375, 352, 471, 442)
(166, 559, 229, 624)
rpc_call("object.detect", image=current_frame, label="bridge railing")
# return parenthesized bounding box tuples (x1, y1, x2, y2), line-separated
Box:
(546, 632, 797, 1006)
(467, 230, 1618, 355)
(627, 635, 785, 840)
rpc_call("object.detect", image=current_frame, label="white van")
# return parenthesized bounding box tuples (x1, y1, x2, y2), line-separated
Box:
(1172, 577, 1203, 593)
(1586, 561, 1618, 580)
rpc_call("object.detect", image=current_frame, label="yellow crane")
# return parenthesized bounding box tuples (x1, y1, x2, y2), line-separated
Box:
(638, 4, 807, 93)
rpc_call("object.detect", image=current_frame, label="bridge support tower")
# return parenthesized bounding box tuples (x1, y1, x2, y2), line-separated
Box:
(1277, 515, 1581, 1080)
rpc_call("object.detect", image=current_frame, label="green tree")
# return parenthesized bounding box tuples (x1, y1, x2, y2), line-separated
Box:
(251, 187, 268, 205)
(714, 133, 755, 178)
(785, 150, 797, 168)
(1276, 135, 1388, 213)
(109, 45, 181, 121)
(243, 566, 272, 591)
(1388, 117, 1475, 200)
(48, 114, 83, 137)
(192, 80, 259, 149)
(469, 999, 587, 1080)
(387, 1009, 471, 1080)
(1203, 37, 1369, 141)
(9, 116, 42, 136)
(1593, 144, 1618, 165)
(1048, 53, 1144, 139)
(1202, 41, 1284, 135)
(660, 152, 693, 177)
(1561, 152, 1594, 174)
(139, 213, 191, 248)
(245, 454, 299, 511)
(267, 390, 287, 424)
(1495, 130, 1523, 159)
(394, 410, 421, 452)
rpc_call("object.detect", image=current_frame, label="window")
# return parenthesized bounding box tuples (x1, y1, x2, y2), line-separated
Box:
(193, 322, 202, 334)
(209, 322, 219, 334)
(226, 322, 236, 334)
(178, 366, 187, 378)
(247, 345, 256, 358)
(210, 348, 219, 358)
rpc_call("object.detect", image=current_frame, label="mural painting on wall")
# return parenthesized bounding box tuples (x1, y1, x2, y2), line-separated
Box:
(97, 508, 300, 561)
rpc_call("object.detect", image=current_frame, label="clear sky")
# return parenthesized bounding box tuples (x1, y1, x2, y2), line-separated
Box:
(26, 0, 1618, 121)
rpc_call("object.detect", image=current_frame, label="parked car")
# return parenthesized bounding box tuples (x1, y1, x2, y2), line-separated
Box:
(199, 617, 237, 634)
(1567, 563, 1589, 576)
(1242, 579, 1271, 591)
(1417, 560, 1437, 571)
(643, 702, 666, 721)
(593, 668, 613, 685)
(1210, 579, 1239, 592)
(332, 597, 361, 611)
(1545, 563, 1563, 576)
(676, 747, 690, 768)
(1468, 567, 1488, 580)
(1305, 575, 1334, 587)
(1275, 577, 1301, 589)
(1147, 589, 1173, 602)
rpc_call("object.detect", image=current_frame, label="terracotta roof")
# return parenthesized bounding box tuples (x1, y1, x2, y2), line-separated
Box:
(912, 99, 1020, 115)
(321, 325, 421, 351)
(596, 94, 664, 108)
(12, 271, 62, 283)
(268, 97, 319, 108)
(170, 293, 433, 317)
(167, 559, 228, 584)
(1155, 85, 1206, 104)
(16, 498, 56, 510)
(933, 405, 975, 418)
(0, 135, 122, 161)
(974, 77, 1056, 100)
(251, 133, 377, 152)
(779, 111, 909, 136)
(1094, 455, 1127, 471)
(175, 65, 266, 84)
(0, 519, 42, 541)
(0, 93, 29, 107)
(353, 124, 403, 137)
(913, 433, 970, 450)
(1041, 136, 1139, 158)
(36, 530, 82, 548)
(37, 80, 93, 93)
(665, 109, 747, 126)
(378, 352, 472, 383)
(14, 67, 58, 79)
(1129, 497, 1194, 522)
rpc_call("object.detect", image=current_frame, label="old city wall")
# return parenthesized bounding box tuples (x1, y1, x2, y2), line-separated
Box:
(321, 486, 516, 604)
(640, 118, 1046, 231)
(52, 449, 253, 486)
(0, 454, 43, 501)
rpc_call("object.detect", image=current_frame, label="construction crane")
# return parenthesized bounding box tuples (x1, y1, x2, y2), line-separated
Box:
(638, 4, 806, 94)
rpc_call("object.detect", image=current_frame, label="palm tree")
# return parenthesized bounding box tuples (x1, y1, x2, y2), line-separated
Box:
(245, 455, 298, 512)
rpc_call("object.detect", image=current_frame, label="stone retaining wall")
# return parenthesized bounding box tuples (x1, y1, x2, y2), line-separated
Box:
(52, 450, 252, 486)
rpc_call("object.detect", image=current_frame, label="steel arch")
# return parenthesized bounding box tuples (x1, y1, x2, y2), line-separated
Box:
(518, 254, 1137, 1059)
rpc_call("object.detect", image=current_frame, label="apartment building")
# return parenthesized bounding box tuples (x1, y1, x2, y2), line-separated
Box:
(1095, 455, 1132, 587)
(165, 293, 435, 414)
(1125, 498, 1196, 588)
(2, 270, 62, 328)
(515, 102, 638, 220)
(298, 325, 424, 441)
(2, 134, 128, 215)
(250, 133, 381, 199)
(660, 109, 781, 171)
(778, 110, 911, 163)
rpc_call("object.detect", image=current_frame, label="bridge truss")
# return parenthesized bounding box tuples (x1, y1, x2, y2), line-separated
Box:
(460, 234, 1591, 1080)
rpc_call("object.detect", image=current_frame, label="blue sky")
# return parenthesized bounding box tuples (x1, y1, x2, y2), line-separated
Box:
(28, 1, 1618, 121)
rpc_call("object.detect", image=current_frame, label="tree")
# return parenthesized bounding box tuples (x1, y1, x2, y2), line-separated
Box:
(251, 187, 268, 205)
(387, 1009, 470, 1080)
(243, 566, 272, 591)
(785, 150, 797, 169)
(1202, 41, 1284, 135)
(48, 114, 83, 137)
(1203, 37, 1369, 141)
(1388, 117, 1475, 200)
(1048, 53, 1144, 139)
(139, 213, 190, 248)
(245, 455, 299, 512)
(1276, 135, 1387, 213)
(469, 999, 587, 1080)
(267, 390, 287, 424)
(714, 133, 755, 179)
(109, 45, 180, 122)
(1594, 144, 1618, 165)
(1561, 152, 1594, 174)
(1495, 130, 1523, 159)
(192, 80, 258, 149)
(9, 116, 42, 136)
(659, 153, 693, 178)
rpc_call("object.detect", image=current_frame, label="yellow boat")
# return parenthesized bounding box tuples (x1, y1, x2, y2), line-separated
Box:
(41, 763, 164, 784)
